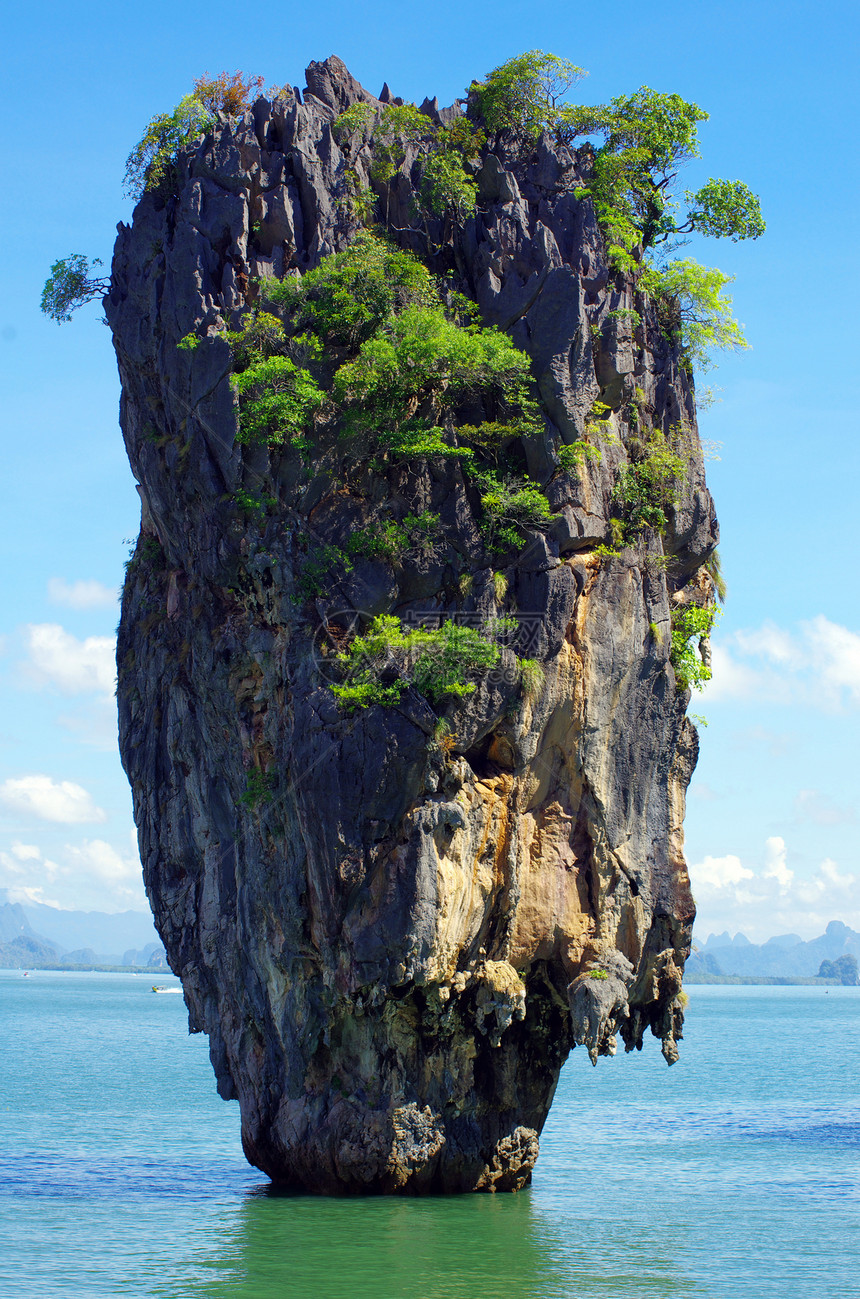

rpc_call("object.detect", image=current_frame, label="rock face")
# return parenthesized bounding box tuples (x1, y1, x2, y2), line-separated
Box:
(109, 58, 715, 1193)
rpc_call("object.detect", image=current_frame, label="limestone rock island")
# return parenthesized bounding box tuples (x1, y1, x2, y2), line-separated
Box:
(109, 56, 720, 1192)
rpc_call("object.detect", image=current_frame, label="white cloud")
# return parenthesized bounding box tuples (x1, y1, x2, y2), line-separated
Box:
(702, 617, 860, 711)
(817, 858, 855, 889)
(734, 622, 798, 666)
(690, 853, 753, 890)
(0, 835, 145, 913)
(0, 846, 61, 884)
(47, 578, 117, 610)
(65, 838, 140, 886)
(10, 841, 40, 861)
(805, 615, 860, 702)
(0, 775, 107, 824)
(25, 624, 115, 696)
(762, 835, 793, 891)
(691, 838, 860, 941)
(4, 884, 63, 908)
(702, 643, 770, 702)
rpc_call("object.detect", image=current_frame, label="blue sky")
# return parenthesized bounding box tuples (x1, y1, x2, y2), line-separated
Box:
(0, 0, 857, 937)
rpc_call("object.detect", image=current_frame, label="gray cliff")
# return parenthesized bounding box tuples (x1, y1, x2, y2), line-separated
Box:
(109, 57, 716, 1192)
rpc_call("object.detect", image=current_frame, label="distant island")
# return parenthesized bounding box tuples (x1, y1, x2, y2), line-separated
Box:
(686, 920, 860, 985)
(0, 890, 166, 970)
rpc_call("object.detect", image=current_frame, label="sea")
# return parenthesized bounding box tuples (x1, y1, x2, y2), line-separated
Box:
(1, 971, 858, 1299)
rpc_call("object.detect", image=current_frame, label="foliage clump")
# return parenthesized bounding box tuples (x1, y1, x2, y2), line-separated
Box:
(240, 768, 276, 809)
(333, 304, 536, 448)
(223, 310, 324, 449)
(296, 511, 440, 598)
(262, 232, 438, 346)
(670, 604, 716, 691)
(330, 613, 539, 712)
(469, 51, 587, 139)
(333, 102, 483, 229)
(124, 70, 267, 201)
(468, 466, 556, 552)
(124, 94, 215, 200)
(467, 51, 764, 372)
(639, 260, 748, 371)
(232, 357, 324, 448)
(192, 71, 266, 116)
(348, 511, 440, 561)
(40, 256, 110, 323)
(612, 430, 685, 542)
(256, 233, 550, 547)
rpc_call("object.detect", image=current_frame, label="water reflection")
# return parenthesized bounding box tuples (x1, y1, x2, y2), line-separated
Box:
(173, 1185, 697, 1299)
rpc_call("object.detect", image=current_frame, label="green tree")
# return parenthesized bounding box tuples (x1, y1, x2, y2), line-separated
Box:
(640, 259, 749, 371)
(467, 52, 764, 371)
(683, 178, 766, 242)
(262, 232, 439, 346)
(469, 51, 587, 139)
(612, 430, 686, 538)
(368, 104, 430, 185)
(124, 93, 214, 199)
(332, 303, 537, 450)
(420, 149, 478, 221)
(569, 86, 765, 258)
(40, 255, 111, 323)
(670, 605, 716, 691)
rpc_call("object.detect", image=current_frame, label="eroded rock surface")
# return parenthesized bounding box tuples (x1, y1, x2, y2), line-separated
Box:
(109, 58, 713, 1193)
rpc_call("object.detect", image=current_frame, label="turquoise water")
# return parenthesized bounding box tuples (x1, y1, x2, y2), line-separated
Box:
(1, 973, 858, 1298)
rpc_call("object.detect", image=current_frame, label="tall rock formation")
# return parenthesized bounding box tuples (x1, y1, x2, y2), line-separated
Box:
(109, 57, 716, 1193)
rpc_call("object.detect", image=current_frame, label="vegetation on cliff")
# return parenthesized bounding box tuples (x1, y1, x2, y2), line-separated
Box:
(45, 50, 762, 378)
(41, 50, 754, 706)
(98, 53, 745, 1193)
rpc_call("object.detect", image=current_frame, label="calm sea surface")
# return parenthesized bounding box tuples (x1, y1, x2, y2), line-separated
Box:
(1, 971, 858, 1298)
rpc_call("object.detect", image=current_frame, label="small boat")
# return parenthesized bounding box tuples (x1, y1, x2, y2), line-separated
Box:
(151, 985, 181, 994)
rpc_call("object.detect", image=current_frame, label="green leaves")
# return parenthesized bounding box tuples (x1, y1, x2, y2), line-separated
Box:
(330, 615, 502, 710)
(225, 311, 288, 367)
(333, 104, 483, 226)
(124, 93, 214, 199)
(231, 234, 554, 548)
(331, 102, 375, 143)
(600, 87, 708, 175)
(412, 621, 502, 701)
(232, 357, 324, 447)
(685, 179, 766, 242)
(262, 232, 438, 346)
(420, 150, 478, 220)
(40, 255, 110, 323)
(612, 430, 685, 540)
(640, 259, 749, 371)
(468, 465, 557, 552)
(347, 511, 440, 562)
(670, 605, 717, 691)
(330, 613, 546, 712)
(369, 104, 431, 185)
(469, 51, 587, 139)
(333, 303, 536, 451)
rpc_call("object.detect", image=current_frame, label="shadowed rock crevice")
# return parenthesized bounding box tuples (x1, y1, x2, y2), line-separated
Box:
(110, 56, 712, 1194)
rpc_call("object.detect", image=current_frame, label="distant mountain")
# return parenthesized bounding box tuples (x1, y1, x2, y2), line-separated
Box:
(0, 899, 39, 944)
(0, 892, 163, 968)
(0, 933, 63, 967)
(688, 921, 860, 978)
(0, 891, 158, 954)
